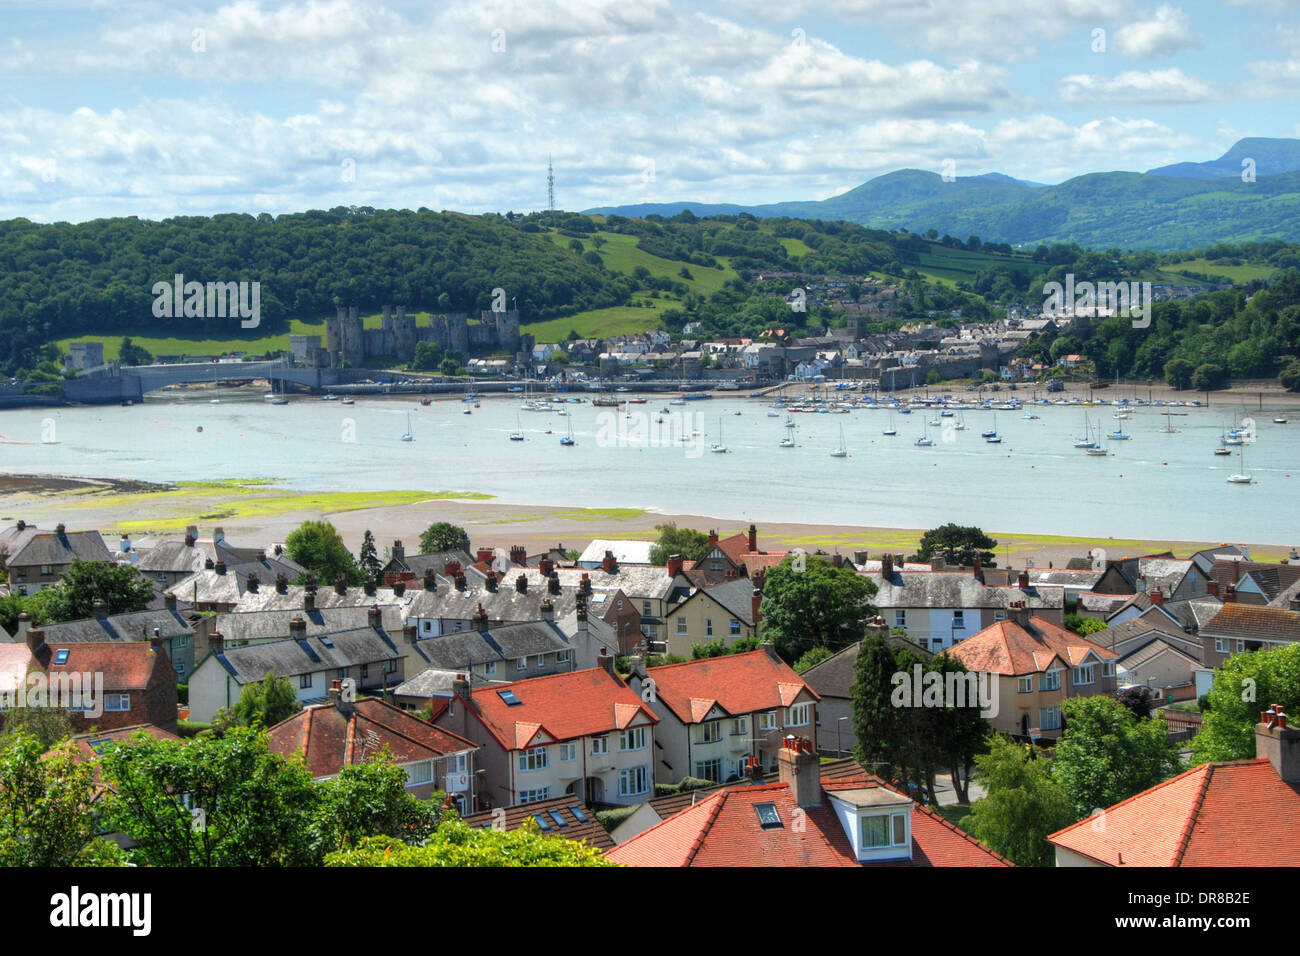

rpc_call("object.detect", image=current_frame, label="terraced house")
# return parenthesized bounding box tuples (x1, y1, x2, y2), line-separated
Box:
(0, 521, 112, 595)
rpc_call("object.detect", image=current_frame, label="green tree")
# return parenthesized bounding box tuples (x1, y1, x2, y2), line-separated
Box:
(358, 529, 383, 580)
(419, 522, 471, 554)
(410, 341, 445, 371)
(218, 670, 302, 730)
(759, 555, 878, 660)
(0, 706, 74, 752)
(911, 524, 998, 567)
(647, 522, 710, 566)
(852, 633, 907, 780)
(793, 646, 834, 674)
(1063, 615, 1107, 636)
(0, 734, 125, 866)
(324, 818, 617, 867)
(1280, 358, 1300, 392)
(313, 748, 444, 853)
(439, 357, 461, 377)
(1164, 357, 1194, 389)
(15, 559, 155, 624)
(962, 735, 1076, 867)
(1192, 642, 1300, 763)
(286, 520, 364, 586)
(118, 337, 153, 366)
(1190, 362, 1228, 391)
(1051, 696, 1181, 819)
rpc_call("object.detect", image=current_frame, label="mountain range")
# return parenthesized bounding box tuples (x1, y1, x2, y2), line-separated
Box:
(584, 138, 1300, 251)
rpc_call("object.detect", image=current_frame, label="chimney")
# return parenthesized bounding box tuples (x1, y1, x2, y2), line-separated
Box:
(1008, 601, 1030, 629)
(707, 529, 718, 548)
(393, 580, 406, 597)
(120, 533, 131, 553)
(276, 573, 289, 594)
(184, 524, 197, 546)
(472, 603, 489, 632)
(602, 550, 616, 573)
(204, 557, 215, 570)
(452, 673, 471, 700)
(1225, 584, 1237, 603)
(455, 572, 467, 591)
(214, 560, 227, 576)
(752, 588, 762, 625)
(724, 568, 737, 581)
(209, 632, 224, 655)
(328, 678, 353, 716)
(580, 573, 592, 595)
(931, 555, 946, 571)
(485, 574, 498, 593)
(164, 592, 177, 611)
(14, 519, 24, 531)
(973, 556, 982, 581)
(778, 735, 821, 807)
(628, 655, 647, 681)
(304, 591, 315, 612)
(540, 598, 554, 622)
(597, 647, 613, 675)
(667, 553, 683, 577)
(213, 526, 225, 544)
(149, 631, 164, 653)
(547, 571, 560, 595)
(289, 617, 307, 641)
(26, 626, 45, 654)
(334, 574, 347, 595)
(403, 624, 417, 645)
(1256, 705, 1300, 783)
(1207, 579, 1219, 597)
(881, 553, 894, 579)
(1149, 586, 1164, 606)
(55, 522, 66, 536)
(539, 557, 554, 576)
(392, 539, 405, 564)
(577, 600, 589, 632)
(257, 550, 266, 563)
(511, 545, 527, 565)
(368, 605, 382, 630)
(445, 559, 461, 576)
(91, 601, 109, 621)
(1017, 568, 1029, 589)
(748, 524, 757, 553)
(476, 548, 494, 565)
(423, 568, 437, 591)
(246, 573, 259, 594)
(364, 578, 377, 596)
(515, 574, 527, 594)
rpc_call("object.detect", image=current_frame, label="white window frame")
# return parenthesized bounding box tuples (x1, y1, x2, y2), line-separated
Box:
(730, 716, 748, 737)
(1039, 670, 1061, 692)
(1017, 676, 1032, 693)
(1072, 664, 1096, 686)
(1040, 706, 1062, 731)
(536, 654, 546, 667)
(1215, 637, 1227, 653)
(1102, 661, 1115, 678)
(697, 721, 722, 744)
(676, 616, 688, 636)
(404, 760, 433, 787)
(591, 735, 609, 755)
(518, 746, 549, 772)
(759, 711, 777, 731)
(519, 787, 550, 805)
(618, 766, 649, 797)
(516, 657, 527, 670)
(104, 693, 131, 713)
(618, 727, 647, 751)
(730, 619, 741, 637)
(786, 703, 811, 727)
(556, 650, 571, 664)
(694, 757, 723, 783)
(559, 742, 577, 762)
(895, 610, 906, 627)
(483, 661, 497, 676)
(861, 811, 908, 849)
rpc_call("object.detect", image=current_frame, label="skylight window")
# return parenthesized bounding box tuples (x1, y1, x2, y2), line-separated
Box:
(754, 802, 782, 829)
(548, 810, 569, 828)
(54, 649, 69, 665)
(319, 636, 334, 648)
(569, 805, 589, 823)
(498, 689, 522, 706)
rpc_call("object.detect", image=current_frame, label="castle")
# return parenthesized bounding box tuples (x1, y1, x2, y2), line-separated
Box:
(300, 305, 530, 368)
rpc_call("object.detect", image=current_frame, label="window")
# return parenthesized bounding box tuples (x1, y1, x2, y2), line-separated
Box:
(642, 601, 651, 616)
(861, 811, 908, 849)
(618, 727, 647, 751)
(556, 650, 571, 664)
(536, 654, 546, 667)
(730, 717, 748, 737)
(336, 667, 347, 679)
(1040, 706, 1062, 731)
(895, 611, 907, 627)
(591, 735, 609, 755)
(952, 611, 965, 628)
(1215, 638, 1228, 653)
(676, 616, 688, 636)
(994, 610, 1007, 621)
(484, 661, 497, 676)
(405, 760, 432, 786)
(730, 619, 741, 637)
(706, 618, 713, 637)
(1236, 640, 1245, 653)
(1017, 676, 1033, 694)
(1102, 661, 1115, 678)
(449, 752, 468, 773)
(385, 657, 398, 674)
(932, 638, 944, 651)
(618, 766, 649, 797)
(1072, 664, 1095, 686)
(516, 657, 527, 670)
(54, 649, 70, 665)
(697, 721, 722, 744)
(786, 703, 811, 727)
(759, 711, 777, 731)
(1039, 670, 1061, 692)
(519, 787, 550, 805)
(694, 758, 723, 783)
(174, 660, 186, 675)
(299, 674, 312, 689)
(559, 743, 577, 762)
(754, 802, 782, 829)
(518, 746, 548, 772)
(104, 694, 130, 712)
(40, 564, 54, 575)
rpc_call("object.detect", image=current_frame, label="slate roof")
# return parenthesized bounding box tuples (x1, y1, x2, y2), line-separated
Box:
(39, 608, 193, 645)
(214, 605, 406, 643)
(1117, 638, 1201, 671)
(392, 667, 500, 698)
(869, 571, 1064, 611)
(799, 636, 931, 700)
(1199, 603, 1300, 645)
(404, 581, 582, 624)
(267, 697, 475, 778)
(1160, 596, 1224, 632)
(1095, 613, 1200, 661)
(947, 616, 1117, 676)
(1137, 558, 1196, 593)
(411, 621, 572, 670)
(680, 577, 760, 625)
(462, 796, 613, 850)
(387, 549, 475, 575)
(137, 539, 276, 576)
(1049, 759, 1300, 866)
(645, 647, 818, 724)
(1240, 565, 1300, 602)
(214, 626, 400, 684)
(0, 525, 113, 567)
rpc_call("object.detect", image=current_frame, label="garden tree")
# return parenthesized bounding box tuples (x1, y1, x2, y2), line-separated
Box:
(1281, 358, 1300, 392)
(1063, 614, 1108, 637)
(410, 341, 445, 371)
(1192, 642, 1300, 763)
(217, 670, 302, 730)
(0, 734, 126, 866)
(793, 645, 834, 674)
(1164, 357, 1194, 389)
(286, 520, 364, 586)
(324, 818, 617, 867)
(911, 524, 998, 567)
(1051, 696, 1181, 819)
(358, 529, 383, 580)
(312, 749, 443, 853)
(1190, 361, 1228, 391)
(851, 633, 909, 782)
(419, 521, 471, 555)
(759, 555, 878, 660)
(16, 559, 155, 624)
(925, 652, 991, 804)
(439, 357, 461, 377)
(98, 724, 323, 866)
(647, 522, 711, 566)
(0, 706, 74, 752)
(0, 591, 27, 635)
(1115, 685, 1153, 720)
(962, 735, 1077, 867)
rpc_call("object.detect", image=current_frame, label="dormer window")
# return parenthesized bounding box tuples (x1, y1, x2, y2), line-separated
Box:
(861, 812, 908, 849)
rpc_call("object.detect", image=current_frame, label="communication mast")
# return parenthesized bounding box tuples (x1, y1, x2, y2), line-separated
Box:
(547, 154, 555, 211)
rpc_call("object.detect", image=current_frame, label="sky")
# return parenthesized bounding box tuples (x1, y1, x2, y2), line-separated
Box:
(2, 0, 1299, 222)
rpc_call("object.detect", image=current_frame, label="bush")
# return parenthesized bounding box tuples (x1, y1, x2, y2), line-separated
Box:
(596, 805, 639, 833)
(177, 683, 189, 706)
(177, 719, 213, 738)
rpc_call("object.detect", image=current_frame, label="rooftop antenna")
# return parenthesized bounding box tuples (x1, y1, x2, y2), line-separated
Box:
(547, 154, 555, 212)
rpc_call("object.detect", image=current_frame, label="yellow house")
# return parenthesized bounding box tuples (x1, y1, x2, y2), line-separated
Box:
(662, 578, 760, 657)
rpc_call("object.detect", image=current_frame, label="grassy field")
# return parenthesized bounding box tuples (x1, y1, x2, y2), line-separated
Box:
(545, 229, 738, 296)
(523, 294, 672, 342)
(1163, 258, 1280, 282)
(906, 245, 1042, 289)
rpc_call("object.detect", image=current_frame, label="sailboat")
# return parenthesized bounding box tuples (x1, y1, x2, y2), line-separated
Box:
(883, 412, 897, 436)
(400, 413, 414, 442)
(1086, 425, 1108, 456)
(1227, 445, 1251, 484)
(509, 413, 524, 441)
(982, 414, 1000, 442)
(711, 417, 729, 453)
(779, 422, 796, 448)
(560, 419, 576, 446)
(1074, 411, 1097, 448)
(830, 423, 848, 457)
(952, 412, 967, 431)
(1159, 412, 1178, 434)
(914, 421, 933, 446)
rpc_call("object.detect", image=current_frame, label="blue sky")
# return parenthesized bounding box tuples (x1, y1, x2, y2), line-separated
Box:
(1, 0, 1298, 221)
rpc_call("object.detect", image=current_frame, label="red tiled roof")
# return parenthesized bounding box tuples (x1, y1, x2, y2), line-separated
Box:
(462, 796, 613, 851)
(646, 648, 818, 723)
(464, 667, 657, 751)
(268, 697, 475, 778)
(40, 641, 161, 690)
(0, 643, 33, 692)
(1049, 758, 1300, 866)
(947, 616, 1116, 676)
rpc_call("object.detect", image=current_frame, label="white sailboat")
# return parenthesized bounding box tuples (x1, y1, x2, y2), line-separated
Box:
(509, 413, 524, 441)
(883, 411, 897, 436)
(1074, 411, 1097, 448)
(914, 421, 933, 446)
(560, 418, 576, 446)
(400, 412, 414, 442)
(830, 423, 848, 457)
(779, 422, 796, 448)
(711, 417, 729, 453)
(1227, 445, 1251, 484)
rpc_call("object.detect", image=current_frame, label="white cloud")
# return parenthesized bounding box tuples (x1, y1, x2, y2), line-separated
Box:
(1115, 4, 1199, 57)
(1059, 68, 1212, 103)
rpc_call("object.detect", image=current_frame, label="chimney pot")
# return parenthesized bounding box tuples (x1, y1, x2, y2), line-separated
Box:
(304, 591, 315, 611)
(334, 574, 347, 595)
(667, 553, 683, 577)
(515, 574, 527, 594)
(368, 605, 382, 629)
(881, 553, 894, 579)
(393, 580, 406, 597)
(778, 733, 821, 807)
(748, 524, 757, 552)
(164, 591, 177, 611)
(246, 573, 259, 594)
(289, 616, 307, 639)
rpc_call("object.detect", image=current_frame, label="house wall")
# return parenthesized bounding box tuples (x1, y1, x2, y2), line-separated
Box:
(1118, 650, 1196, 693)
(662, 596, 757, 658)
(187, 655, 237, 722)
(815, 695, 857, 757)
(1054, 846, 1106, 867)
